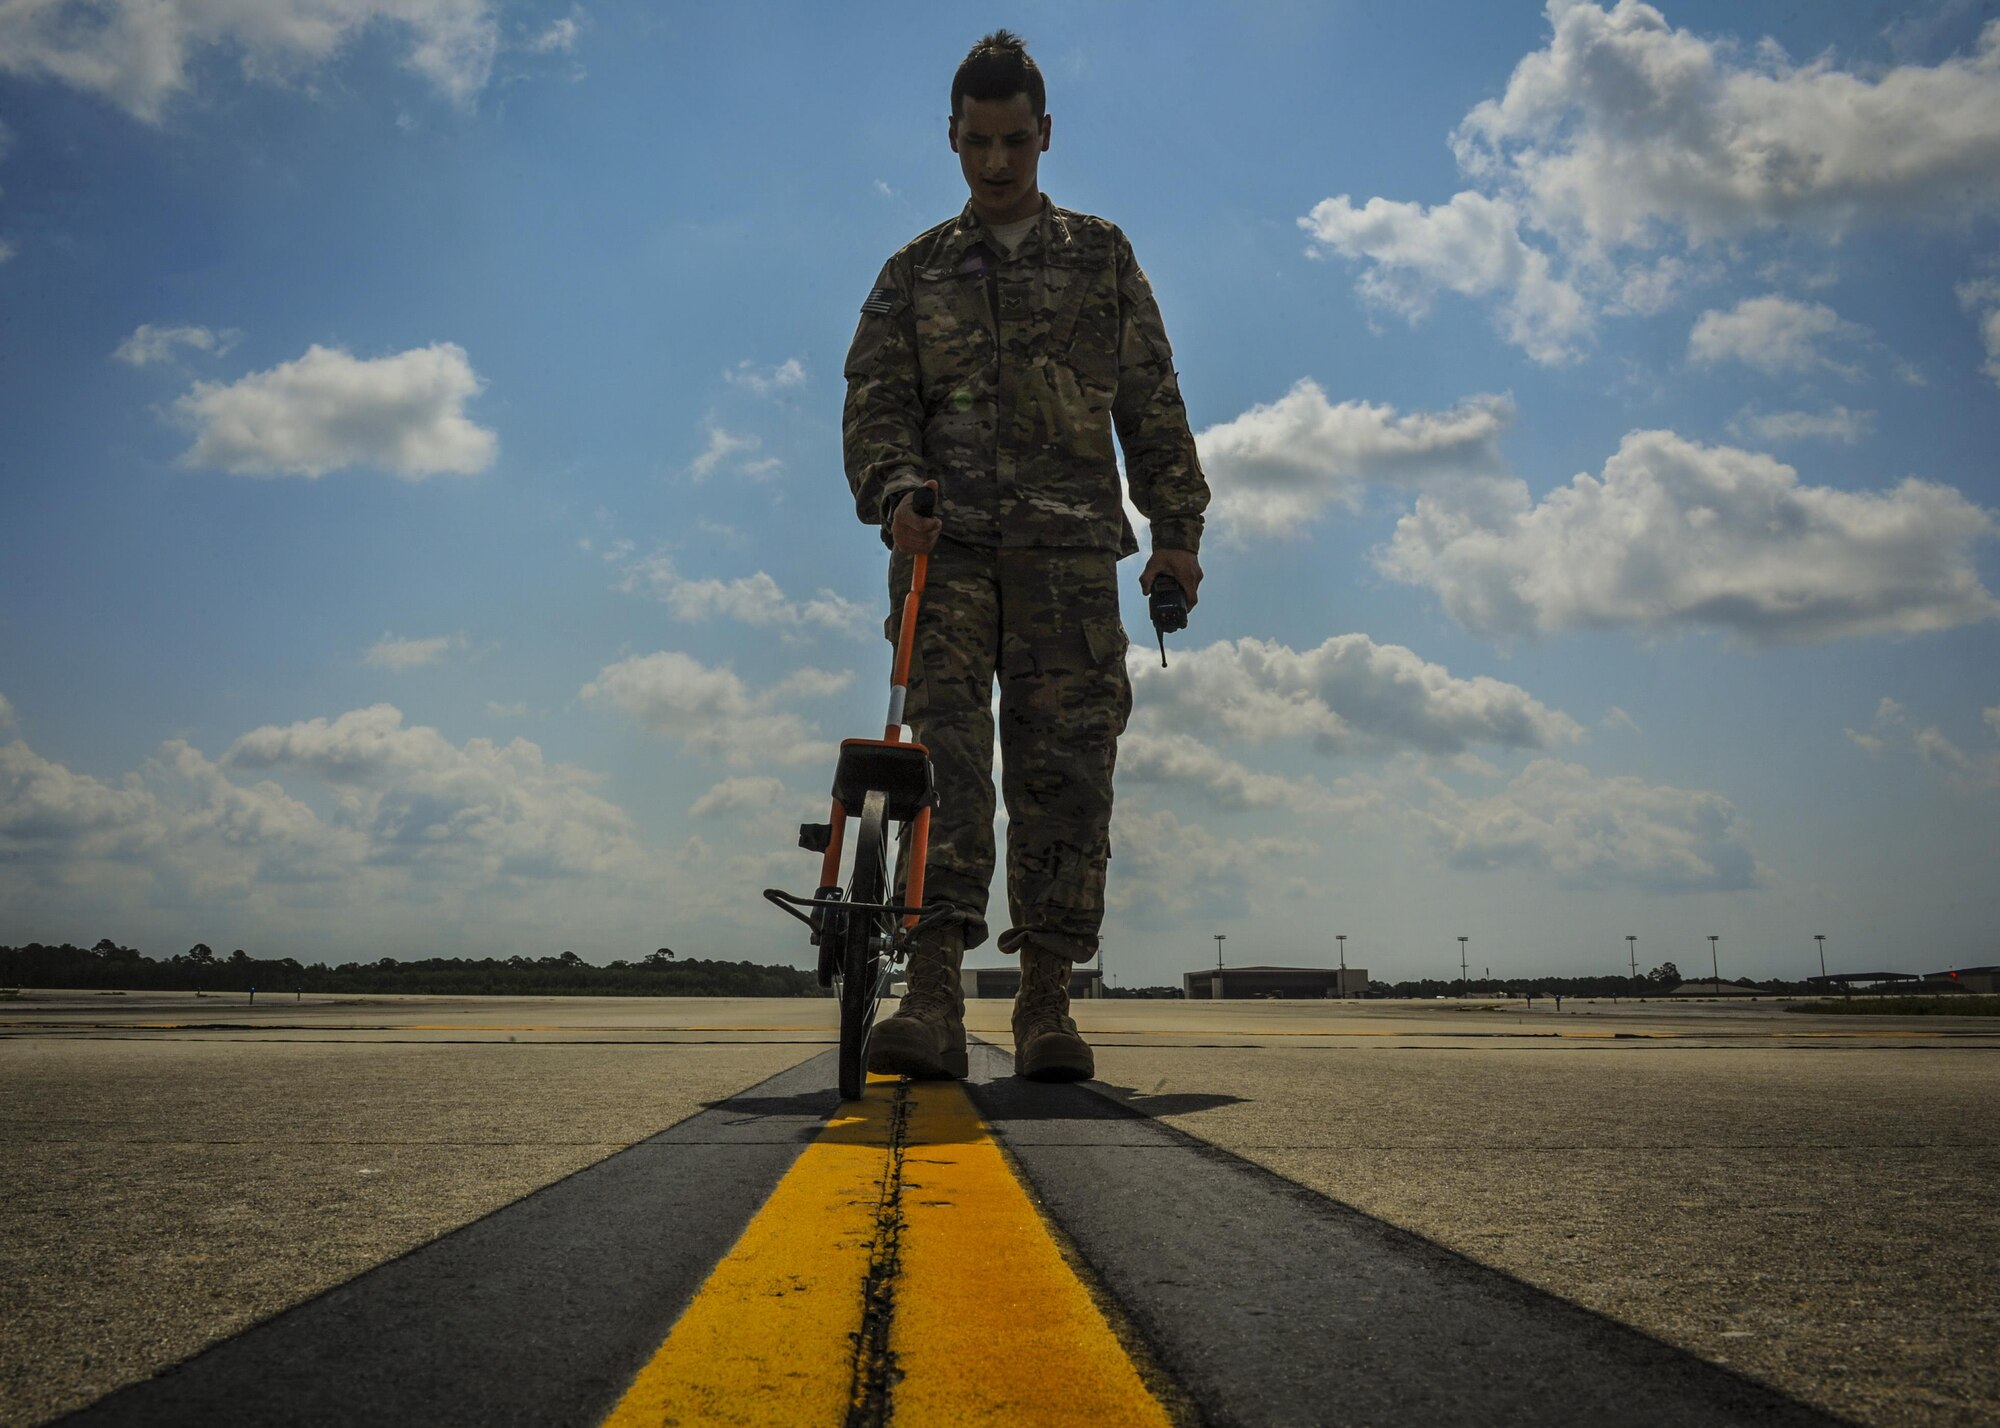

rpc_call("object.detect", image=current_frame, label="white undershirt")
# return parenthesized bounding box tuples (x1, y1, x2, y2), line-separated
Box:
(986, 213, 1038, 256)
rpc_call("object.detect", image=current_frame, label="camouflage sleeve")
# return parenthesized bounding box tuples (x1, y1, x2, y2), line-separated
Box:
(1111, 231, 1208, 554)
(843, 258, 927, 545)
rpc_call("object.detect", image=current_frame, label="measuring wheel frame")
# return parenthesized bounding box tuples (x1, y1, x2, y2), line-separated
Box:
(834, 791, 894, 1101)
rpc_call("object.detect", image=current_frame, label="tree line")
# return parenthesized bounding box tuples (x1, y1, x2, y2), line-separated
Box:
(0, 940, 819, 998)
(2, 943, 1826, 1002)
(1365, 963, 1814, 998)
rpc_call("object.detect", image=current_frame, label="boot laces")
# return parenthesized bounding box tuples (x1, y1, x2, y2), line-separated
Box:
(1016, 954, 1072, 1032)
(897, 942, 961, 1023)
(899, 982, 957, 1022)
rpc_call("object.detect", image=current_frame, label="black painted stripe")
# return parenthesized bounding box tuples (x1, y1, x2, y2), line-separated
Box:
(965, 1043, 1849, 1428)
(57, 1053, 839, 1428)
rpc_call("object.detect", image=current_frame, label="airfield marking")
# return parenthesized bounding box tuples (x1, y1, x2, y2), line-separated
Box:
(602, 1075, 1173, 1427)
(0, 1021, 838, 1036)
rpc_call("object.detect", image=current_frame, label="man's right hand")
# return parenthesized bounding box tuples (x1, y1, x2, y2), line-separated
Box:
(891, 481, 943, 554)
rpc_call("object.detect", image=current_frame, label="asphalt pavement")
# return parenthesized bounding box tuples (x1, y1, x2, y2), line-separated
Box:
(2, 990, 1993, 1425)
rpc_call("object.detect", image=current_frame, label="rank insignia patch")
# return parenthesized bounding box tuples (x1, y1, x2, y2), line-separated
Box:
(860, 286, 899, 315)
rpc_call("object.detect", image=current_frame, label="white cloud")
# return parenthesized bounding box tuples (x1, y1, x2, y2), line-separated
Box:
(0, 708, 812, 958)
(1127, 633, 1585, 756)
(580, 651, 839, 768)
(174, 342, 496, 479)
(1727, 405, 1874, 446)
(1604, 254, 1693, 316)
(1299, 190, 1592, 363)
(0, 719, 502, 908)
(1194, 380, 1515, 540)
(1848, 698, 2000, 792)
(1381, 428, 2000, 646)
(112, 323, 241, 367)
(1301, 6, 2000, 359)
(872, 179, 897, 198)
(0, 692, 13, 728)
(1116, 731, 1379, 818)
(0, 0, 500, 122)
(1688, 296, 1867, 379)
(690, 776, 787, 818)
(1452, 4, 2000, 250)
(485, 700, 528, 719)
(364, 632, 459, 669)
(1957, 274, 2000, 389)
(0, 238, 14, 264)
(1403, 758, 1763, 892)
(724, 358, 806, 396)
(1601, 706, 1640, 734)
(613, 551, 872, 641)
(0, 738, 162, 859)
(1106, 807, 1315, 921)
(529, 11, 581, 54)
(0, 729, 362, 899)
(1845, 696, 1906, 757)
(224, 704, 639, 880)
(688, 422, 774, 480)
(156, 739, 361, 894)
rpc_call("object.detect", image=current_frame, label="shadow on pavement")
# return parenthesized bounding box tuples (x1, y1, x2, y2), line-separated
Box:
(695, 1089, 842, 1130)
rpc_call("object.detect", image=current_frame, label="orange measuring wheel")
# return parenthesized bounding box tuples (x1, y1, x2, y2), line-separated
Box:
(764, 486, 951, 1099)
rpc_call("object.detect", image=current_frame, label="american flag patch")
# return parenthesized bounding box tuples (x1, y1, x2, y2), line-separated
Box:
(860, 286, 899, 315)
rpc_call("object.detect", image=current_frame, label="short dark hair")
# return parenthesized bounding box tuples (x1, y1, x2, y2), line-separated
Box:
(951, 30, 1045, 120)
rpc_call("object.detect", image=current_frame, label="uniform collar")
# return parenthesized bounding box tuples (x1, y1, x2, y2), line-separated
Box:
(943, 194, 1059, 264)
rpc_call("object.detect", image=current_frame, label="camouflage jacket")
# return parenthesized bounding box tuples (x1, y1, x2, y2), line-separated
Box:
(843, 198, 1208, 556)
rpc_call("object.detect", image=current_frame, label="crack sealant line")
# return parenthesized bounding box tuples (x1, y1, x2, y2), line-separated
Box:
(845, 1082, 911, 1428)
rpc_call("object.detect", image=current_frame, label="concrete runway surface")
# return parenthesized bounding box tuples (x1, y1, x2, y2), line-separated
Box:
(2, 989, 1993, 1425)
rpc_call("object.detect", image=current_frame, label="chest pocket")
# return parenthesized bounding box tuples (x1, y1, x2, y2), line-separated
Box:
(1042, 257, 1119, 396)
(912, 264, 994, 397)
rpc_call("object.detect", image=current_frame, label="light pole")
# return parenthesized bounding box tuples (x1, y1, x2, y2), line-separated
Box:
(1336, 934, 1347, 998)
(1814, 933, 1827, 990)
(1627, 934, 1638, 983)
(1214, 933, 1226, 969)
(1708, 934, 1720, 992)
(1458, 936, 1469, 997)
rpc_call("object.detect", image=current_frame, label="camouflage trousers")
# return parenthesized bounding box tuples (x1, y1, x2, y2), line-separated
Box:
(887, 537, 1131, 962)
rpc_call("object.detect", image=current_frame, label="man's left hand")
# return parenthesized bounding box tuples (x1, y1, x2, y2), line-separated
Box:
(1139, 548, 1202, 609)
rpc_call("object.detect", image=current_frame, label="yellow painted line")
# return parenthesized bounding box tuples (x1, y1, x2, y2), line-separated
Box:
(602, 1077, 1174, 1427)
(601, 1082, 891, 1427)
(889, 1080, 1175, 1426)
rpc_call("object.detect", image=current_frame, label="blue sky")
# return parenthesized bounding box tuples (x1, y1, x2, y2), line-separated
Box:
(4, 0, 1998, 986)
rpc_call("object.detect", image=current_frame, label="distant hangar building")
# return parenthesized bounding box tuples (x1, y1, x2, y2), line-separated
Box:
(1184, 965, 1368, 999)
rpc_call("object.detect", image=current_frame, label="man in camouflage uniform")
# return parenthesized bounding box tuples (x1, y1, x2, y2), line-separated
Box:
(843, 31, 1208, 1082)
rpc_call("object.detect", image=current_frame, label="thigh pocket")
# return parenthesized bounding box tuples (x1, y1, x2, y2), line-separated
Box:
(1080, 614, 1133, 737)
(1082, 614, 1128, 667)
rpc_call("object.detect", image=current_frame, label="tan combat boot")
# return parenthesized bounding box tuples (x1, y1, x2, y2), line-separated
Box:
(1013, 940, 1095, 1082)
(867, 928, 968, 1080)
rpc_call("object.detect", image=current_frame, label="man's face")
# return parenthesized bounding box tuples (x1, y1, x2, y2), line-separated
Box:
(949, 93, 1051, 225)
